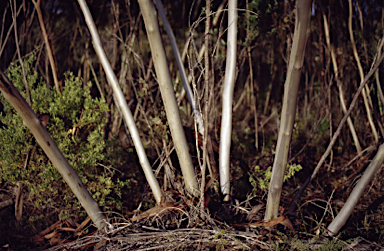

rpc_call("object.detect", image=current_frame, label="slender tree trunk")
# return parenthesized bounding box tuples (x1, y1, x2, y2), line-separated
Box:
(138, 0, 199, 196)
(264, 0, 312, 221)
(77, 0, 163, 204)
(219, 0, 238, 202)
(154, 0, 204, 136)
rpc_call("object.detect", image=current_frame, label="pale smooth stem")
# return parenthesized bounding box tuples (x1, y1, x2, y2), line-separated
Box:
(219, 0, 238, 202)
(77, 0, 163, 204)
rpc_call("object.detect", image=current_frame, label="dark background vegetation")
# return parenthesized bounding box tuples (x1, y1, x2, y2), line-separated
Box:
(1, 0, 384, 249)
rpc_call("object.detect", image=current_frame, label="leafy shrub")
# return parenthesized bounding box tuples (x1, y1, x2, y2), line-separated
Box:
(0, 54, 129, 222)
(249, 163, 302, 193)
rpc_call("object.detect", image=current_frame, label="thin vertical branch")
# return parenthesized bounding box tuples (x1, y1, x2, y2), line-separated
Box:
(177, 1, 226, 105)
(311, 52, 384, 180)
(348, 0, 378, 144)
(246, 0, 258, 151)
(11, 0, 31, 106)
(111, 0, 120, 71)
(137, 0, 199, 196)
(290, 51, 384, 214)
(323, 14, 362, 154)
(31, 0, 60, 93)
(155, 0, 205, 137)
(375, 38, 384, 111)
(201, 0, 211, 207)
(77, 0, 163, 204)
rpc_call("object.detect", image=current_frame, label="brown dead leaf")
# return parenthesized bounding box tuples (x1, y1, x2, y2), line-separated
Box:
(246, 203, 264, 221)
(49, 236, 70, 246)
(32, 220, 63, 243)
(250, 215, 296, 233)
(250, 215, 285, 227)
(32, 235, 44, 243)
(131, 202, 177, 222)
(206, 135, 219, 178)
(64, 218, 77, 228)
(57, 227, 76, 232)
(76, 217, 91, 232)
(39, 220, 62, 236)
(38, 114, 50, 127)
(44, 230, 60, 239)
(94, 239, 108, 250)
(280, 217, 296, 233)
(204, 194, 211, 209)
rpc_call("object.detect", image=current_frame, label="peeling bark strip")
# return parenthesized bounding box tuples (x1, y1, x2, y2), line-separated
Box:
(0, 70, 107, 230)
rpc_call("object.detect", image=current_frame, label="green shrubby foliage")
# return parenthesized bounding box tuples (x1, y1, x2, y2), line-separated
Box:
(0, 54, 129, 221)
(249, 163, 302, 193)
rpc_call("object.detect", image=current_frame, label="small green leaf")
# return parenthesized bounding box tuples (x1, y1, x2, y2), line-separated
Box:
(152, 117, 162, 125)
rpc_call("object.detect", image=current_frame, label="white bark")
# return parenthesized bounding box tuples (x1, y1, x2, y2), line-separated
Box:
(327, 143, 384, 236)
(264, 0, 312, 221)
(77, 0, 163, 204)
(219, 0, 238, 202)
(138, 0, 199, 196)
